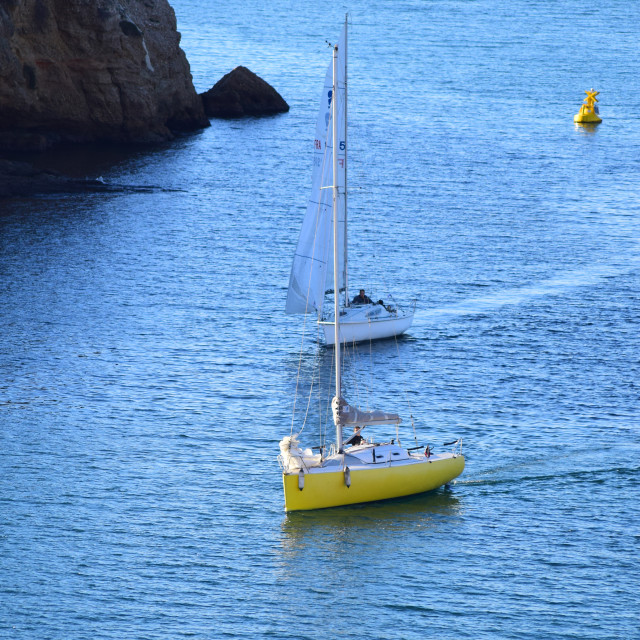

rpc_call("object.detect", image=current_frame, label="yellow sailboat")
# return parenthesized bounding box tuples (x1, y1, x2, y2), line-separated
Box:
(278, 20, 464, 512)
(574, 89, 602, 124)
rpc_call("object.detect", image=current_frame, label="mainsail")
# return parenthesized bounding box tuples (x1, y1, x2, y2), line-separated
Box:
(332, 396, 401, 427)
(285, 24, 346, 317)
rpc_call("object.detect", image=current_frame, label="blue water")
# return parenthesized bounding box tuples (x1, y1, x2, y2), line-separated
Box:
(1, 1, 639, 638)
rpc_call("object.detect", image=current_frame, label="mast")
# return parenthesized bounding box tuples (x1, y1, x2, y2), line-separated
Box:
(332, 42, 343, 453)
(343, 15, 349, 309)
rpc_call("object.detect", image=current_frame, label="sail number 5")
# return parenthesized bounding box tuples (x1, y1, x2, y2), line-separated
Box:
(314, 140, 346, 150)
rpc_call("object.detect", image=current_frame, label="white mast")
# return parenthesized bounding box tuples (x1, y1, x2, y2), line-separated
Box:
(332, 42, 343, 453)
(343, 15, 349, 309)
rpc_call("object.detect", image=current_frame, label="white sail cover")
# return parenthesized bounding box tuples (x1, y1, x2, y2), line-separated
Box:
(285, 24, 346, 316)
(332, 396, 401, 427)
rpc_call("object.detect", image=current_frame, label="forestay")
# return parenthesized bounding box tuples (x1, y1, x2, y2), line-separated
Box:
(285, 24, 346, 317)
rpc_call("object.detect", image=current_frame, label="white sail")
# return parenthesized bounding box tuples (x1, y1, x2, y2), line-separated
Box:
(285, 24, 346, 316)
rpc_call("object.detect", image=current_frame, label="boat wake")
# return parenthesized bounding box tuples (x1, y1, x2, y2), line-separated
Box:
(416, 257, 640, 322)
(457, 456, 639, 488)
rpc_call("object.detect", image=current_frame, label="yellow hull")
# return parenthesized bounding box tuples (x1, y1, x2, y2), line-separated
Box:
(282, 455, 465, 511)
(574, 107, 601, 123)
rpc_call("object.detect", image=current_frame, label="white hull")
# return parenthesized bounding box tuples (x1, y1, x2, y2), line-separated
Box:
(319, 305, 414, 345)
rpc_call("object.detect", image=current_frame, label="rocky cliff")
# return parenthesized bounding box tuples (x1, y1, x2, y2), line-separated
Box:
(0, 0, 208, 150)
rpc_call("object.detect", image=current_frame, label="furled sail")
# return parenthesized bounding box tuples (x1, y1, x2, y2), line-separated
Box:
(285, 24, 346, 317)
(332, 396, 401, 427)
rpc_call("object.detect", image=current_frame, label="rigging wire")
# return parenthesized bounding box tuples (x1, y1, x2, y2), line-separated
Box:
(393, 328, 419, 447)
(369, 235, 418, 446)
(300, 367, 316, 437)
(290, 97, 335, 437)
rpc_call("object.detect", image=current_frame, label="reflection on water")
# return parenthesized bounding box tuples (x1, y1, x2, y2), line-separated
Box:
(5, 134, 205, 178)
(279, 488, 463, 555)
(574, 122, 600, 135)
(276, 489, 464, 597)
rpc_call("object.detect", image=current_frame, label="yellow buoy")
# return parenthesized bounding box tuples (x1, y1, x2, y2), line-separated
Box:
(574, 89, 602, 123)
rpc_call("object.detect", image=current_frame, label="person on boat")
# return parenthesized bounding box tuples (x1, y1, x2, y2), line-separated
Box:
(352, 288, 394, 312)
(345, 426, 365, 446)
(352, 289, 372, 305)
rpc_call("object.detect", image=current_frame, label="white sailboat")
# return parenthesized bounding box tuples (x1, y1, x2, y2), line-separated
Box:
(278, 32, 464, 512)
(285, 19, 414, 346)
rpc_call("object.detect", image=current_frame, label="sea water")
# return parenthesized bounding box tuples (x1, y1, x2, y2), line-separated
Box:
(1, 1, 639, 638)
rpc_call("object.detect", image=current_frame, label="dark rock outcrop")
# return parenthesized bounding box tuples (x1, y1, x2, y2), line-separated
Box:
(200, 66, 289, 118)
(0, 159, 110, 196)
(0, 158, 172, 196)
(0, 0, 209, 151)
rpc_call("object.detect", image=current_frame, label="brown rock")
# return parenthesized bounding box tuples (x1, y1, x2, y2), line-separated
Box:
(0, 0, 209, 150)
(201, 66, 289, 118)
